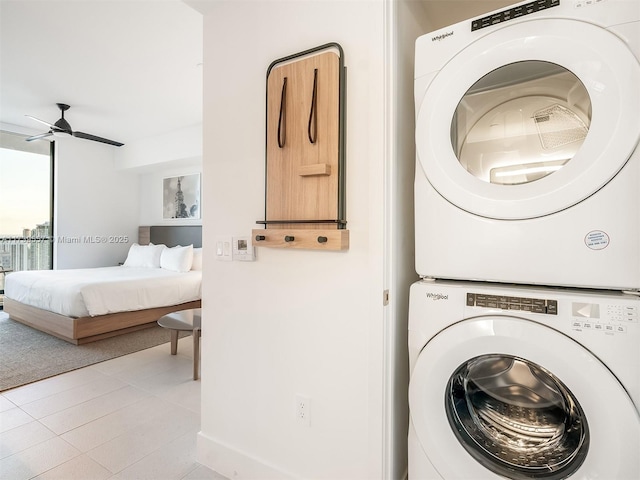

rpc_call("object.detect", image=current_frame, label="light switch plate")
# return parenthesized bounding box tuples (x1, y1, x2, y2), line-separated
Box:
(215, 236, 233, 261)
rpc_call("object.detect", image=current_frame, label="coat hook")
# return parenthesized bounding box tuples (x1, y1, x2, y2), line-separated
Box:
(284, 235, 295, 242)
(317, 236, 328, 243)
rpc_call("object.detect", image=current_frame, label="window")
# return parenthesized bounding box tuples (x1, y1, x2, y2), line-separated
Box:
(0, 131, 54, 307)
(451, 61, 592, 185)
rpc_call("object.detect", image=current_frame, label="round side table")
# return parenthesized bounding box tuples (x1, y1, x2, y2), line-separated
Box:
(157, 308, 201, 380)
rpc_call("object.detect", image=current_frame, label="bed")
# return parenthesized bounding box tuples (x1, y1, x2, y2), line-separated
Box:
(3, 226, 202, 344)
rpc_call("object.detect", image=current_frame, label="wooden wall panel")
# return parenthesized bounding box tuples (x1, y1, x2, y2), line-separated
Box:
(266, 50, 340, 228)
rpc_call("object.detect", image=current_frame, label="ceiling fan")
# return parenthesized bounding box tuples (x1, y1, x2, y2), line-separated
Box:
(25, 103, 124, 147)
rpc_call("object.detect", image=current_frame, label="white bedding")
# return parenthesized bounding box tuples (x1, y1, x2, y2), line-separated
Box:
(4, 266, 202, 317)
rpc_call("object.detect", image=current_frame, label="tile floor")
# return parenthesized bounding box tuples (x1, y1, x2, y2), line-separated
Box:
(0, 334, 226, 480)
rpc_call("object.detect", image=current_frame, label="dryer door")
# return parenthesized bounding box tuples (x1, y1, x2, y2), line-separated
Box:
(409, 317, 639, 479)
(415, 18, 640, 220)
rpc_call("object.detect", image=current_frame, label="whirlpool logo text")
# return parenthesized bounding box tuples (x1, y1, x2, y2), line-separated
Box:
(426, 292, 449, 301)
(432, 31, 453, 42)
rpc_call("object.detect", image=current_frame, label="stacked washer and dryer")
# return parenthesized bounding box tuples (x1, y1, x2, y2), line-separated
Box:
(408, 0, 640, 478)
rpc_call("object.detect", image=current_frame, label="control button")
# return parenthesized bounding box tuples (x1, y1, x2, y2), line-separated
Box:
(624, 306, 638, 322)
(606, 304, 638, 322)
(572, 321, 582, 329)
(604, 324, 615, 333)
(547, 301, 558, 315)
(582, 322, 592, 329)
(594, 323, 604, 331)
(615, 325, 627, 334)
(466, 293, 475, 306)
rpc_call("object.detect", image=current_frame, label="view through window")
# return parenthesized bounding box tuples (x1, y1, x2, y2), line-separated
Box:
(0, 131, 54, 308)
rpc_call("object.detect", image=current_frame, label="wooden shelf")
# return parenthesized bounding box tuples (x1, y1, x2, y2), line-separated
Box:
(252, 229, 348, 251)
(298, 164, 331, 176)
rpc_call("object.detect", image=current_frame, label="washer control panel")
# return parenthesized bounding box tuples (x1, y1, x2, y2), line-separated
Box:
(466, 291, 638, 335)
(466, 293, 557, 314)
(571, 303, 638, 334)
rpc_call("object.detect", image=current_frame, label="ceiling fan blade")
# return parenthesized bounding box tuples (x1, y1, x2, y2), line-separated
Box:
(73, 131, 124, 147)
(26, 132, 54, 142)
(25, 115, 56, 129)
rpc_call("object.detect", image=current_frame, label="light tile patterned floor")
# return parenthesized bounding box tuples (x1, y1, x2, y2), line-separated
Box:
(0, 335, 226, 480)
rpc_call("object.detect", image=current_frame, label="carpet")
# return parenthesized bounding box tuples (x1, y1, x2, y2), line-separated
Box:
(0, 312, 186, 392)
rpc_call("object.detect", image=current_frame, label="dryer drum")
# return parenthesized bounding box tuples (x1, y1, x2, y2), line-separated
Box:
(446, 354, 589, 479)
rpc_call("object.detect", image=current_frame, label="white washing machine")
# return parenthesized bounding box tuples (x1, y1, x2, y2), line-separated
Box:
(414, 0, 640, 290)
(408, 279, 639, 479)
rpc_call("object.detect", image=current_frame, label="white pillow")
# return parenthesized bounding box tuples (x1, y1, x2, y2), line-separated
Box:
(161, 244, 194, 272)
(123, 243, 165, 268)
(191, 248, 203, 271)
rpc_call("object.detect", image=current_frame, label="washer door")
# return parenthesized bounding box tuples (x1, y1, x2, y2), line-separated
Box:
(415, 18, 640, 220)
(409, 317, 639, 479)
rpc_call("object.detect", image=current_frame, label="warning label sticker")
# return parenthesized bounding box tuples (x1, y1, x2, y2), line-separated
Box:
(584, 230, 610, 250)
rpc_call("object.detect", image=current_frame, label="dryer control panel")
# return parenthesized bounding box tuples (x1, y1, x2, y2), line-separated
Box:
(471, 0, 560, 31)
(466, 292, 557, 314)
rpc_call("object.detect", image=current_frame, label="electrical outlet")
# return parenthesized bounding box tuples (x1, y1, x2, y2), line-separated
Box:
(295, 394, 311, 427)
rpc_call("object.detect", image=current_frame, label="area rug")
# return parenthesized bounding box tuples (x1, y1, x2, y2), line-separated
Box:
(0, 312, 186, 392)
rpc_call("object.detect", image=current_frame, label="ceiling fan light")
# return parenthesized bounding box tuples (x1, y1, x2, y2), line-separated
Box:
(51, 130, 71, 138)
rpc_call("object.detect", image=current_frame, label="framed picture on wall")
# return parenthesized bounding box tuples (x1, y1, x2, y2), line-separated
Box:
(163, 173, 201, 219)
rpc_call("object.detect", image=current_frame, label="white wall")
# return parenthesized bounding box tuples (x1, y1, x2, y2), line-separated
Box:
(196, 1, 390, 479)
(115, 123, 203, 229)
(114, 124, 202, 171)
(54, 138, 139, 268)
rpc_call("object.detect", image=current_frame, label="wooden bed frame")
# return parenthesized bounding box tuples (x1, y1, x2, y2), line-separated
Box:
(4, 298, 201, 345)
(4, 225, 202, 344)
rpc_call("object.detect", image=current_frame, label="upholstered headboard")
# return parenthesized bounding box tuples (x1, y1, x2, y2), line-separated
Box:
(138, 226, 202, 248)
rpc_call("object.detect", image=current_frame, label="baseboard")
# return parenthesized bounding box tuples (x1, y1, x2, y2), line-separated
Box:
(197, 431, 297, 480)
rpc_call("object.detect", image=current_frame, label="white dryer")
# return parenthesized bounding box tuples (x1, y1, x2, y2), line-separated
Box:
(408, 279, 639, 479)
(414, 0, 640, 290)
